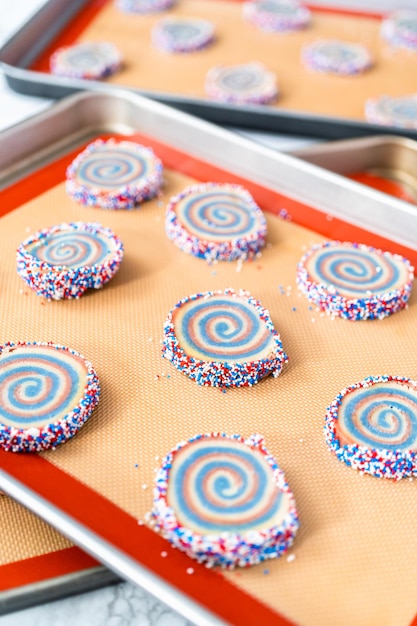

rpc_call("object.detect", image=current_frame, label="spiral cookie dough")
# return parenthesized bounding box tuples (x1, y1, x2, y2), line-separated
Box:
(66, 139, 163, 210)
(302, 40, 373, 75)
(243, 0, 311, 32)
(0, 342, 99, 452)
(151, 433, 299, 568)
(16, 221, 124, 300)
(162, 288, 288, 387)
(205, 63, 278, 105)
(50, 42, 122, 80)
(365, 94, 417, 129)
(380, 11, 417, 51)
(152, 16, 215, 53)
(165, 182, 266, 262)
(296, 241, 413, 321)
(325, 375, 417, 479)
(115, 0, 175, 13)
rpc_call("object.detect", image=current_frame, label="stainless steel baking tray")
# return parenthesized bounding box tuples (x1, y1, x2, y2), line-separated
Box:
(2, 0, 417, 141)
(0, 565, 119, 616)
(1, 91, 416, 247)
(0, 90, 416, 626)
(291, 135, 417, 203)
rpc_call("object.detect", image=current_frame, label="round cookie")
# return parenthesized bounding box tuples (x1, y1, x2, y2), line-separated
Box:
(50, 42, 122, 80)
(66, 139, 163, 209)
(162, 288, 288, 387)
(165, 182, 267, 262)
(296, 241, 413, 321)
(380, 10, 417, 51)
(0, 342, 99, 453)
(243, 0, 311, 32)
(365, 94, 417, 129)
(325, 375, 417, 479)
(115, 0, 175, 13)
(205, 62, 278, 105)
(16, 221, 124, 300)
(152, 16, 215, 53)
(151, 433, 299, 568)
(302, 40, 373, 75)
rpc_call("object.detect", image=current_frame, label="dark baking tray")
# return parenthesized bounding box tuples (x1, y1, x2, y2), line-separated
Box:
(2, 0, 417, 140)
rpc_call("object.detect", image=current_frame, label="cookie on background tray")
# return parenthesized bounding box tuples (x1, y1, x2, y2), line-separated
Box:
(151, 433, 299, 568)
(302, 40, 373, 75)
(243, 0, 311, 32)
(162, 288, 288, 387)
(325, 375, 417, 479)
(115, 0, 175, 14)
(296, 241, 413, 321)
(50, 42, 122, 80)
(152, 16, 215, 53)
(380, 10, 417, 51)
(205, 62, 278, 105)
(365, 94, 417, 129)
(17, 221, 124, 300)
(66, 139, 163, 209)
(0, 342, 100, 452)
(165, 182, 267, 262)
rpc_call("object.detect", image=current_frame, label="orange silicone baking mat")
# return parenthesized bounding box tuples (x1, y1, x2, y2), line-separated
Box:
(1, 131, 417, 626)
(30, 0, 417, 125)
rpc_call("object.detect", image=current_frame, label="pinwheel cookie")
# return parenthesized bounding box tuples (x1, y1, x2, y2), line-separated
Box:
(325, 375, 417, 479)
(162, 288, 287, 387)
(0, 342, 99, 452)
(151, 433, 299, 568)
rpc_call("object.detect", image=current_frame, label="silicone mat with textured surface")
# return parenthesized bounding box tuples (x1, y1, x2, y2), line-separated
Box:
(32, 0, 417, 123)
(1, 134, 417, 626)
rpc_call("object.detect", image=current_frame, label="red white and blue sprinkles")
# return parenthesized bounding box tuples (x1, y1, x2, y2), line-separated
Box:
(165, 182, 267, 262)
(325, 375, 417, 479)
(296, 241, 413, 321)
(302, 40, 373, 75)
(243, 0, 311, 32)
(0, 342, 100, 453)
(380, 10, 417, 51)
(365, 94, 417, 129)
(162, 288, 288, 387)
(151, 433, 299, 568)
(205, 63, 278, 105)
(50, 42, 122, 80)
(66, 139, 163, 210)
(16, 221, 124, 300)
(152, 16, 215, 53)
(115, 0, 175, 14)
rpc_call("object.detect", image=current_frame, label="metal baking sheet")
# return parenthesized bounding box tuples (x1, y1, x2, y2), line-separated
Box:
(2, 0, 417, 140)
(1, 91, 417, 626)
(291, 134, 417, 203)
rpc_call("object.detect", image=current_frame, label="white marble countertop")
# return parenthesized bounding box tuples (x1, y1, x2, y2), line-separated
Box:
(0, 0, 411, 624)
